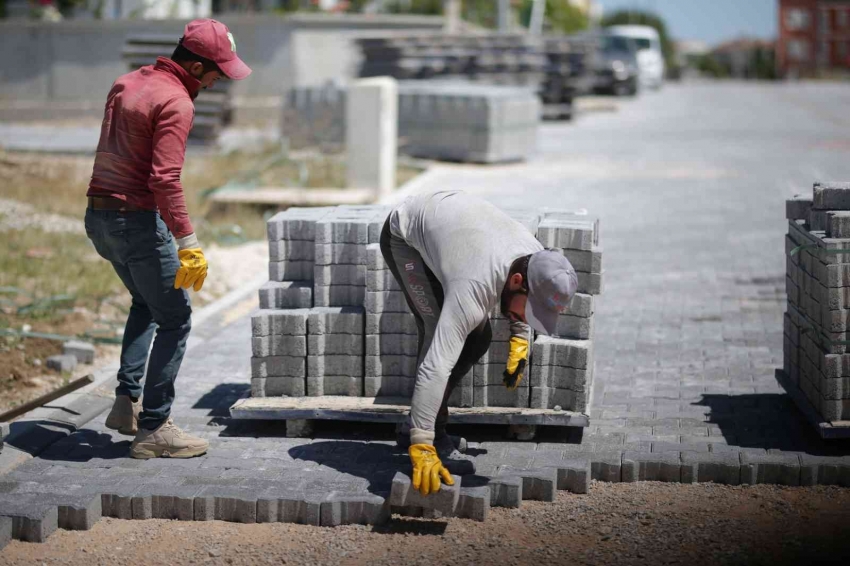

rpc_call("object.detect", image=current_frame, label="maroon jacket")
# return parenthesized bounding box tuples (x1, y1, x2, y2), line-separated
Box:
(88, 57, 199, 238)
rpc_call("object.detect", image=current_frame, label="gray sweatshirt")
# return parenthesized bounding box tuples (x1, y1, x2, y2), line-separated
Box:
(389, 189, 543, 442)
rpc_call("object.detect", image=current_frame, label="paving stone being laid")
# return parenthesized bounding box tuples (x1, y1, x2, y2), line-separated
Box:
(389, 472, 462, 517)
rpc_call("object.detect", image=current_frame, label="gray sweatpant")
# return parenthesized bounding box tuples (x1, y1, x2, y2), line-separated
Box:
(380, 219, 492, 436)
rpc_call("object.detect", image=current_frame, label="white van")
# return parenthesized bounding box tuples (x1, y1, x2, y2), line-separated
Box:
(605, 25, 665, 89)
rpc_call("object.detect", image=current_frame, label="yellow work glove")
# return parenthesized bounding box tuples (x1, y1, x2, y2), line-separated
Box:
(503, 335, 529, 390)
(409, 444, 454, 496)
(174, 248, 208, 292)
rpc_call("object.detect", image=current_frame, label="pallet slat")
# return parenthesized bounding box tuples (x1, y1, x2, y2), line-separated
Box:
(230, 395, 589, 427)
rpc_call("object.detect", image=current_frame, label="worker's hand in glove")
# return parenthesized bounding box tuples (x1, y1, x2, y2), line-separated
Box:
(503, 335, 529, 390)
(174, 248, 208, 292)
(409, 444, 454, 496)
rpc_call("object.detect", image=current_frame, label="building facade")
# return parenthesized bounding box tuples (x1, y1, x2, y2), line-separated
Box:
(778, 0, 850, 77)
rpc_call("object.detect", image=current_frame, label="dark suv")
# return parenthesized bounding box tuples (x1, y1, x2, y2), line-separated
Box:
(592, 33, 640, 96)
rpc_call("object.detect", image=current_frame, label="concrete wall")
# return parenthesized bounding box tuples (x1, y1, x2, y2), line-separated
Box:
(0, 13, 443, 108)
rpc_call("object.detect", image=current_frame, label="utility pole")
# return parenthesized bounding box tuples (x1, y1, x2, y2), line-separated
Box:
(529, 0, 545, 36)
(497, 0, 511, 32)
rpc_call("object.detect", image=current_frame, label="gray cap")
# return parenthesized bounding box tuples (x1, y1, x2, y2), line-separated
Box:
(525, 250, 578, 336)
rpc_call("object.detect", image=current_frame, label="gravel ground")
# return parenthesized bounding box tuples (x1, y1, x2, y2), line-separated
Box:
(2, 482, 850, 566)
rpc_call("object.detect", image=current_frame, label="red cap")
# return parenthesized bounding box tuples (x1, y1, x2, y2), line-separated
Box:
(182, 19, 252, 80)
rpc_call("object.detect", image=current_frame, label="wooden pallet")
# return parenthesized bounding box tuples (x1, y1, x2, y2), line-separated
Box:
(230, 396, 589, 428)
(775, 369, 850, 439)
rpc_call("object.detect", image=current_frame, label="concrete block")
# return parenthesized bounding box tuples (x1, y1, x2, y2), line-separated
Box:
(313, 284, 366, 307)
(740, 452, 801, 486)
(131, 492, 153, 520)
(366, 290, 411, 314)
(252, 335, 307, 358)
(265, 377, 307, 397)
(285, 419, 315, 439)
(367, 243, 389, 271)
(389, 471, 460, 516)
(622, 451, 681, 482)
(472, 341, 509, 365)
(532, 335, 592, 369)
(473, 385, 529, 408)
(552, 314, 594, 340)
(268, 239, 315, 262)
(307, 375, 363, 397)
(277, 494, 323, 525)
(536, 218, 594, 250)
(251, 309, 309, 337)
(563, 293, 594, 318)
(307, 355, 364, 378)
(813, 181, 850, 210)
(62, 341, 95, 364)
(209, 488, 258, 523)
(487, 475, 522, 508)
(366, 313, 418, 335)
(473, 362, 513, 386)
(529, 364, 590, 389)
(251, 378, 267, 398)
(680, 452, 741, 485)
(307, 306, 365, 335)
(498, 466, 557, 501)
(266, 207, 334, 241)
(347, 77, 398, 201)
(0, 516, 10, 550)
(530, 386, 588, 412)
(576, 271, 604, 295)
(315, 218, 371, 245)
(787, 194, 812, 221)
(826, 211, 850, 238)
(799, 454, 850, 486)
(269, 260, 314, 282)
(151, 486, 203, 521)
(365, 333, 419, 356)
(364, 375, 415, 397)
(366, 269, 401, 292)
(447, 379, 474, 408)
(2, 502, 58, 542)
(46, 354, 77, 373)
(591, 452, 623, 482)
(536, 456, 591, 493)
(101, 485, 140, 520)
(193, 495, 216, 521)
(365, 355, 417, 378)
(314, 264, 367, 287)
(56, 494, 102, 530)
(321, 492, 389, 526)
(251, 356, 306, 379)
(308, 333, 364, 356)
(258, 281, 313, 309)
(314, 243, 369, 266)
(456, 485, 490, 521)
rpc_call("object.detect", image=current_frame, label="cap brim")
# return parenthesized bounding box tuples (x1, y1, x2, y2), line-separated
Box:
(525, 292, 558, 336)
(219, 56, 252, 80)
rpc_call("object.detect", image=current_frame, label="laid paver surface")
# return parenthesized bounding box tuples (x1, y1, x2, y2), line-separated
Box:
(2, 82, 850, 538)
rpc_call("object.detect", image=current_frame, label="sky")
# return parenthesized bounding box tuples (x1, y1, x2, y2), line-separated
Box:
(596, 0, 778, 46)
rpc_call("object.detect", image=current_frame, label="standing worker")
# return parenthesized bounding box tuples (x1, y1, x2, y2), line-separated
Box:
(382, 189, 579, 495)
(86, 20, 252, 459)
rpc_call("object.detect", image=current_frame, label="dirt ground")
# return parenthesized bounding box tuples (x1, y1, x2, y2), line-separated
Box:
(2, 482, 849, 566)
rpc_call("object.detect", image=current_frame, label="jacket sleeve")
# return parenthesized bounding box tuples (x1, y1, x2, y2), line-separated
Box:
(408, 280, 487, 434)
(509, 320, 532, 343)
(148, 97, 195, 238)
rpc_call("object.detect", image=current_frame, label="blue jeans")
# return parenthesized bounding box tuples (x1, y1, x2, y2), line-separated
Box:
(85, 208, 192, 430)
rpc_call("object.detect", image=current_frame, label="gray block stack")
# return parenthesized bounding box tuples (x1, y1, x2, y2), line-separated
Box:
(253, 204, 602, 415)
(314, 206, 390, 308)
(307, 307, 365, 397)
(364, 243, 419, 397)
(784, 182, 850, 423)
(529, 211, 603, 413)
(397, 82, 540, 164)
(251, 309, 310, 397)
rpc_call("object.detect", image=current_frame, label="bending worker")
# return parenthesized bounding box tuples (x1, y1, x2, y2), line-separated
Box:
(86, 20, 251, 458)
(382, 189, 578, 495)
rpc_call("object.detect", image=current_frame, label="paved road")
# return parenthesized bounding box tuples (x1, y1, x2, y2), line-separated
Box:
(2, 81, 850, 540)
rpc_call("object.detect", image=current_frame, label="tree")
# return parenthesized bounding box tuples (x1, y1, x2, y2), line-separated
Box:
(519, 0, 589, 34)
(600, 9, 676, 73)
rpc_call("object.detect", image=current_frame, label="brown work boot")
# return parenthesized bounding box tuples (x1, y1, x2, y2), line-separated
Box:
(130, 417, 209, 459)
(105, 395, 140, 436)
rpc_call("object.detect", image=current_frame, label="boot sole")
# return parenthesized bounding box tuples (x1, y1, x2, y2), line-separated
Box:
(130, 444, 208, 459)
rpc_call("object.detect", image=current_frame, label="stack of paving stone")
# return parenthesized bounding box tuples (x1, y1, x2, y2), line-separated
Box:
(540, 35, 595, 109)
(357, 35, 546, 87)
(254, 204, 601, 414)
(783, 182, 850, 424)
(528, 212, 603, 413)
(282, 83, 346, 150)
(397, 82, 540, 164)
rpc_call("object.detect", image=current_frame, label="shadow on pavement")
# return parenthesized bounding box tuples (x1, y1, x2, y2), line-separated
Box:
(193, 383, 251, 417)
